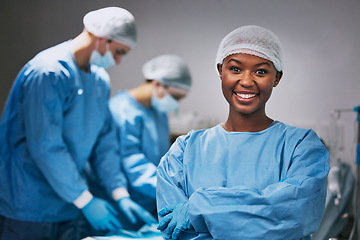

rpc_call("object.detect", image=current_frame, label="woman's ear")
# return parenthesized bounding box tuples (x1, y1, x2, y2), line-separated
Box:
(274, 71, 283, 87)
(217, 63, 223, 79)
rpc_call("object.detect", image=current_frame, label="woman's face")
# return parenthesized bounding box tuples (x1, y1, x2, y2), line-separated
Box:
(217, 53, 282, 117)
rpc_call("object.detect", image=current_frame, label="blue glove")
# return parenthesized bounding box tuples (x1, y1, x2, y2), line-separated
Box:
(118, 197, 158, 225)
(81, 197, 122, 231)
(157, 202, 191, 240)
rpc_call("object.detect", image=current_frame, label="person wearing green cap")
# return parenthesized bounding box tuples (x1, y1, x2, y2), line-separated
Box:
(0, 6, 156, 240)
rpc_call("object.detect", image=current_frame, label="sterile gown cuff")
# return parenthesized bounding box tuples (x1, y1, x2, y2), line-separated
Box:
(188, 197, 208, 233)
(112, 187, 130, 201)
(73, 190, 93, 209)
(188, 213, 208, 233)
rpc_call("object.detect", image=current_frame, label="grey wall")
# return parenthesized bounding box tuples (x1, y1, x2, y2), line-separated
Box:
(1, 0, 360, 170)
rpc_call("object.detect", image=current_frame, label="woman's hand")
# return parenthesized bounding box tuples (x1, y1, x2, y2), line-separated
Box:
(157, 202, 192, 240)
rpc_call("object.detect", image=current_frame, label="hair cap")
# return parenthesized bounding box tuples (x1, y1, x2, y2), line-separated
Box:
(142, 54, 192, 90)
(83, 7, 137, 48)
(216, 25, 282, 71)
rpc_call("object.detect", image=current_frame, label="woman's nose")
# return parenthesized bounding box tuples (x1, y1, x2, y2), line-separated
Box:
(239, 71, 254, 87)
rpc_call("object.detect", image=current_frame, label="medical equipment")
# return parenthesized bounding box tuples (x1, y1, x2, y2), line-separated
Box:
(312, 161, 354, 240)
(350, 106, 360, 240)
(327, 108, 351, 205)
(312, 106, 360, 240)
(314, 107, 358, 240)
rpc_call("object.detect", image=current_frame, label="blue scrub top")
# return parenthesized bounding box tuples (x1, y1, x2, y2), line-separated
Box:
(109, 91, 170, 212)
(156, 121, 330, 240)
(0, 41, 127, 222)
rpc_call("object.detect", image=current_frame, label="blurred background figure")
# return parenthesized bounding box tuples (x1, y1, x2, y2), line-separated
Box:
(0, 6, 156, 240)
(104, 54, 192, 229)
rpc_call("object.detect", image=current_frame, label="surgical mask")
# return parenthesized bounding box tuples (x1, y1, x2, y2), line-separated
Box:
(151, 93, 179, 113)
(89, 41, 115, 69)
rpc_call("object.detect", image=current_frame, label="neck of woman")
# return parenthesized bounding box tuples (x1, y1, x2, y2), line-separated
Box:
(222, 109, 273, 132)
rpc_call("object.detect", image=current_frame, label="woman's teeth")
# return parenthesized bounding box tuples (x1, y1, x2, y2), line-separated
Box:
(236, 93, 257, 99)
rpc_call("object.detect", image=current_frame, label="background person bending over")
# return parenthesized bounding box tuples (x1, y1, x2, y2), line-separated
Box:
(104, 54, 192, 229)
(156, 25, 330, 240)
(0, 7, 155, 240)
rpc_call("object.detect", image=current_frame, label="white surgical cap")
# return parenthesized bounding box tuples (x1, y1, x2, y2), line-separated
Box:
(83, 7, 137, 48)
(215, 25, 283, 71)
(142, 54, 192, 90)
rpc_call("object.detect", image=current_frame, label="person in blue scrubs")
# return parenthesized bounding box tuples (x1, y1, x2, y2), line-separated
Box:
(108, 54, 192, 224)
(156, 25, 330, 240)
(0, 7, 155, 240)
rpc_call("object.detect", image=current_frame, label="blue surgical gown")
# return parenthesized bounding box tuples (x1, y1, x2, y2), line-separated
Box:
(0, 41, 127, 222)
(156, 121, 330, 240)
(109, 91, 170, 212)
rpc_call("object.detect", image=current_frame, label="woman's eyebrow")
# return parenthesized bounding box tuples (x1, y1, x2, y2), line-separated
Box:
(227, 58, 271, 67)
(255, 62, 271, 67)
(227, 58, 242, 64)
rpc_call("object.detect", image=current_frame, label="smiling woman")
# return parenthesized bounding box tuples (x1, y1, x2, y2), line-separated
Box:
(156, 25, 330, 240)
(218, 53, 282, 130)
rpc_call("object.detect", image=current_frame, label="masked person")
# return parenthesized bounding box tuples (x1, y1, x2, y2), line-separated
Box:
(103, 55, 191, 229)
(156, 25, 330, 240)
(0, 7, 156, 240)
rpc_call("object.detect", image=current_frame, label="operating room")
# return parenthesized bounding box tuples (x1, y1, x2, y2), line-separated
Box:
(1, 0, 360, 239)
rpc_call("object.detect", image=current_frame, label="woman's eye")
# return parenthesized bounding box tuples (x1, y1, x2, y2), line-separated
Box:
(230, 66, 241, 72)
(256, 69, 268, 74)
